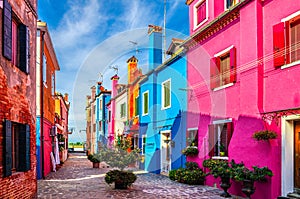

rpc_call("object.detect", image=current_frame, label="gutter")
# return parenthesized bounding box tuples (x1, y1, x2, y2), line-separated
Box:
(40, 29, 45, 179)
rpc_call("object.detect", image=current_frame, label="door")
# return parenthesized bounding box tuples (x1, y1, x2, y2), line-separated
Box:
(294, 121, 300, 189)
(161, 131, 171, 174)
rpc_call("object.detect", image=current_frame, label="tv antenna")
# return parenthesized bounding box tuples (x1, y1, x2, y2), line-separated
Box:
(129, 41, 142, 54)
(98, 73, 103, 82)
(109, 65, 119, 75)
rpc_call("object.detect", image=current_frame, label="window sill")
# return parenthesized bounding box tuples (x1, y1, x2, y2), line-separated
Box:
(161, 105, 171, 110)
(212, 156, 228, 160)
(213, 83, 234, 91)
(281, 60, 300, 70)
(142, 113, 149, 116)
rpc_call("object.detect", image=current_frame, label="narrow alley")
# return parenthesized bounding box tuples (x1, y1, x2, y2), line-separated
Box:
(38, 153, 230, 199)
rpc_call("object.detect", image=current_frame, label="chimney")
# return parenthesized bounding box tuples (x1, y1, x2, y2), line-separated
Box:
(96, 82, 105, 95)
(111, 74, 120, 98)
(64, 93, 69, 102)
(91, 86, 96, 100)
(127, 56, 138, 84)
(148, 25, 162, 70)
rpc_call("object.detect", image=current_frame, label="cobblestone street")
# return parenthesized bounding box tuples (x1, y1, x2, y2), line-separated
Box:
(37, 153, 238, 199)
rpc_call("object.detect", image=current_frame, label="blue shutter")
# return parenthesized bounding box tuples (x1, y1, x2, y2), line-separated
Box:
(18, 124, 30, 171)
(4, 120, 12, 177)
(2, 0, 12, 60)
(19, 24, 30, 74)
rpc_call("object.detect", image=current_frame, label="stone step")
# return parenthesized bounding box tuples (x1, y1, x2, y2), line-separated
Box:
(287, 192, 300, 199)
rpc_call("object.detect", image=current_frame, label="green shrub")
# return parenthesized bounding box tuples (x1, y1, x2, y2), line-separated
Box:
(169, 167, 206, 185)
(105, 170, 137, 187)
(182, 146, 199, 156)
(185, 161, 199, 170)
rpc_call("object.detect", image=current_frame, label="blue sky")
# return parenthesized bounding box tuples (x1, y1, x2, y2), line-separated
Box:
(38, 0, 189, 142)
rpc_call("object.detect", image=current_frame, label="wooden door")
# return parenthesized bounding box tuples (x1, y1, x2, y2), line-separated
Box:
(294, 121, 300, 188)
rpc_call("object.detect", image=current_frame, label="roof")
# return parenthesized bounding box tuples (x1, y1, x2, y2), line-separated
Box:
(166, 38, 185, 55)
(127, 56, 138, 63)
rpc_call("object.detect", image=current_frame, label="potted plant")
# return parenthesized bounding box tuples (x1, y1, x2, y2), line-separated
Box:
(169, 162, 206, 185)
(231, 163, 273, 198)
(203, 159, 233, 198)
(100, 137, 140, 189)
(219, 144, 226, 156)
(182, 146, 199, 157)
(252, 130, 277, 141)
(87, 153, 101, 168)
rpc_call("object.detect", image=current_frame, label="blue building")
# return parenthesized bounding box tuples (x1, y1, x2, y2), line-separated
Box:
(139, 25, 187, 174)
(95, 82, 111, 151)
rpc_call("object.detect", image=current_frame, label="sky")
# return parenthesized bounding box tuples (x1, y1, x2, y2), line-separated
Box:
(38, 0, 189, 143)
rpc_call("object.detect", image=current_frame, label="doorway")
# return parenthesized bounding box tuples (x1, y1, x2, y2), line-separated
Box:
(160, 130, 171, 174)
(295, 121, 300, 191)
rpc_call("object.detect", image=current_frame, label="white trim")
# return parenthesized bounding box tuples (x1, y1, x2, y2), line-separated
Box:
(214, 45, 234, 57)
(161, 78, 171, 110)
(187, 127, 198, 131)
(281, 115, 300, 195)
(212, 118, 232, 124)
(142, 91, 149, 116)
(212, 156, 229, 160)
(213, 82, 234, 91)
(281, 60, 300, 70)
(160, 130, 171, 173)
(281, 10, 300, 22)
(193, 0, 208, 31)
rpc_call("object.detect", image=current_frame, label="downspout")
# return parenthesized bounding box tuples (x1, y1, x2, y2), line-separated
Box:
(40, 30, 45, 179)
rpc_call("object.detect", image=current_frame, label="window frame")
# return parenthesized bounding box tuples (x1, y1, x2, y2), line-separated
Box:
(224, 0, 240, 10)
(208, 119, 233, 158)
(275, 11, 300, 69)
(193, 0, 208, 30)
(142, 91, 149, 116)
(187, 128, 198, 147)
(211, 45, 236, 90)
(162, 78, 171, 110)
(142, 135, 147, 155)
(134, 95, 139, 117)
(120, 103, 126, 118)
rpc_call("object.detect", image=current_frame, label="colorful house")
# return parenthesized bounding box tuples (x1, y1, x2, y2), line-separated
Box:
(85, 95, 92, 154)
(126, 56, 143, 150)
(0, 0, 37, 197)
(54, 93, 70, 163)
(184, 0, 300, 198)
(139, 25, 188, 174)
(95, 82, 111, 150)
(36, 21, 60, 179)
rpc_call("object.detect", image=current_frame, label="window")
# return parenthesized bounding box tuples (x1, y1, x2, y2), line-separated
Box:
(187, 129, 198, 146)
(51, 73, 55, 95)
(100, 100, 102, 110)
(162, 79, 171, 109)
(225, 0, 239, 10)
(208, 121, 233, 157)
(43, 53, 47, 83)
(193, 0, 207, 30)
(135, 96, 139, 116)
(2, 0, 30, 73)
(142, 91, 149, 115)
(273, 13, 300, 68)
(3, 120, 31, 177)
(142, 135, 147, 155)
(120, 103, 126, 118)
(108, 110, 111, 122)
(210, 46, 236, 89)
(99, 121, 102, 130)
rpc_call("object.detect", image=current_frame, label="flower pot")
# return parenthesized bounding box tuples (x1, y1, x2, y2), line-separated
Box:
(220, 152, 225, 156)
(92, 162, 99, 168)
(115, 182, 128, 189)
(242, 180, 255, 198)
(220, 176, 231, 198)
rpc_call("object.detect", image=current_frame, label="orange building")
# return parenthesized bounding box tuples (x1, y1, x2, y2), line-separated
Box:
(126, 56, 143, 150)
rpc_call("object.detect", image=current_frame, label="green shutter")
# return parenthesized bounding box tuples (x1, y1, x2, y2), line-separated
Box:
(4, 120, 12, 177)
(2, 0, 12, 60)
(18, 124, 30, 171)
(19, 24, 30, 74)
(164, 81, 170, 107)
(144, 93, 148, 114)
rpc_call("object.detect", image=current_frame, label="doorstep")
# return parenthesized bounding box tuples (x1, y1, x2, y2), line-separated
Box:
(287, 192, 300, 199)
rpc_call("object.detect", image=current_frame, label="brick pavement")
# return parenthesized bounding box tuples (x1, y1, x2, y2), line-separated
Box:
(37, 153, 242, 199)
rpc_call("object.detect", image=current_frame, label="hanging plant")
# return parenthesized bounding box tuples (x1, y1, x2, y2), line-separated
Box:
(182, 146, 199, 156)
(252, 130, 277, 141)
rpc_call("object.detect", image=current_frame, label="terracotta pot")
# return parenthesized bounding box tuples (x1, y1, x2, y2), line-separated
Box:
(92, 162, 99, 168)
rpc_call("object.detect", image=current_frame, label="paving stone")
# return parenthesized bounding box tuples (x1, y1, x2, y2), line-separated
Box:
(38, 153, 241, 199)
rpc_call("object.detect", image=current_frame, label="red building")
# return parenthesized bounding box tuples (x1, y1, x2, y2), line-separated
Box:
(0, 0, 38, 198)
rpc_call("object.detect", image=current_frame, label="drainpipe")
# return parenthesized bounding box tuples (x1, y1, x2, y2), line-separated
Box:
(40, 30, 45, 179)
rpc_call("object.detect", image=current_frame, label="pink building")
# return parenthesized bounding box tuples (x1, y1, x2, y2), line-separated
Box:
(185, 0, 300, 198)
